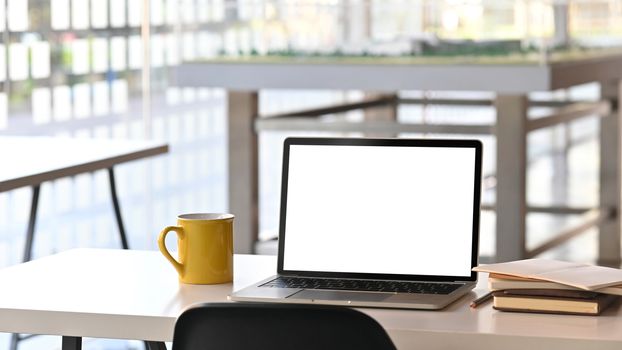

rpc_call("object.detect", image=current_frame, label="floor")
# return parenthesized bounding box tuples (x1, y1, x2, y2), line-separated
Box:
(0, 85, 603, 349)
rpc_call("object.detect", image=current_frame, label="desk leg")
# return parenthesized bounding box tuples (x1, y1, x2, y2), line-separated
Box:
(108, 167, 129, 249)
(22, 184, 41, 262)
(9, 334, 19, 350)
(599, 80, 622, 267)
(61, 336, 81, 350)
(495, 95, 528, 262)
(145, 341, 167, 350)
(12, 185, 41, 350)
(228, 91, 259, 254)
(363, 92, 398, 137)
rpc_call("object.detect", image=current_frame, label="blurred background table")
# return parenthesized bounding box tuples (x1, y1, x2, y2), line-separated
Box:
(0, 136, 169, 262)
(177, 50, 622, 265)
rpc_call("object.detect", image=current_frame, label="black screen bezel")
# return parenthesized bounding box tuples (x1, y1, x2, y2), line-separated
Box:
(276, 137, 482, 282)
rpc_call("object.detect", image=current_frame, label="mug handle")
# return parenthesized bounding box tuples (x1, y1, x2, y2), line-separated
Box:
(158, 226, 185, 276)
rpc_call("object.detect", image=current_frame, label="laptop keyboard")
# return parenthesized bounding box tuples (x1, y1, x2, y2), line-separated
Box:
(260, 277, 463, 295)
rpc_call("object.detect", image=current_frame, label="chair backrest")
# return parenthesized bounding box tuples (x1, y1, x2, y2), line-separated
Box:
(173, 302, 397, 350)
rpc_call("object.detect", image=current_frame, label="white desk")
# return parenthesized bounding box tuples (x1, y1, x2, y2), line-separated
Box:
(0, 249, 620, 350)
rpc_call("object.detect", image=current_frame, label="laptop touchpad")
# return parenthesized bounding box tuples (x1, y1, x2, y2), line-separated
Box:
(289, 290, 390, 302)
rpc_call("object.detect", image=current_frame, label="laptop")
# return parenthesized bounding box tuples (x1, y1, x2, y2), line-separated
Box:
(231, 137, 482, 309)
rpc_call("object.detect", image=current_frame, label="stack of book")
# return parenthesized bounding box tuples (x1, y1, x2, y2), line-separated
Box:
(473, 259, 622, 315)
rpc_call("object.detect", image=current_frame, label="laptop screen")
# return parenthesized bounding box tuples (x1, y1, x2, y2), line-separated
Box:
(278, 138, 481, 281)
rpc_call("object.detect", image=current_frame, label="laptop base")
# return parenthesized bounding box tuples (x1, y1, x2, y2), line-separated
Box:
(231, 276, 475, 310)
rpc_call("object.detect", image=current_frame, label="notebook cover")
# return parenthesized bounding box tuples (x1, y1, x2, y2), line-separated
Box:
(492, 291, 618, 316)
(474, 259, 622, 290)
(500, 289, 600, 299)
(487, 275, 622, 296)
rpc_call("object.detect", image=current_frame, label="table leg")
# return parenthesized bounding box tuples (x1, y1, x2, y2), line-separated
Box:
(108, 167, 129, 249)
(22, 184, 41, 262)
(61, 336, 81, 350)
(145, 341, 167, 350)
(599, 80, 622, 267)
(363, 93, 398, 120)
(363, 92, 398, 137)
(9, 334, 19, 350)
(228, 91, 259, 254)
(552, 124, 569, 205)
(12, 185, 42, 349)
(494, 95, 528, 262)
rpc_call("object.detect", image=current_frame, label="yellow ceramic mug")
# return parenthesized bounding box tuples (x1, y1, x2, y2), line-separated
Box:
(158, 213, 234, 284)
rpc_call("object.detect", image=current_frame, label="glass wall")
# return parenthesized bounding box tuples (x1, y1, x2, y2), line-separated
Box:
(1, 0, 620, 136)
(0, 0, 618, 271)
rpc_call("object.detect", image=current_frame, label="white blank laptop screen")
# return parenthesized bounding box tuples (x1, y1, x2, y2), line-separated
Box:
(282, 144, 476, 277)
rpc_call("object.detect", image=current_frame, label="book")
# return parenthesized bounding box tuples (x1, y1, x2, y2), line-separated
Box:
(473, 258, 622, 290)
(492, 289, 619, 315)
(488, 273, 622, 296)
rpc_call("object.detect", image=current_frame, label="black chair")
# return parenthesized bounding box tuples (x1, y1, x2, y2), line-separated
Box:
(172, 303, 397, 350)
